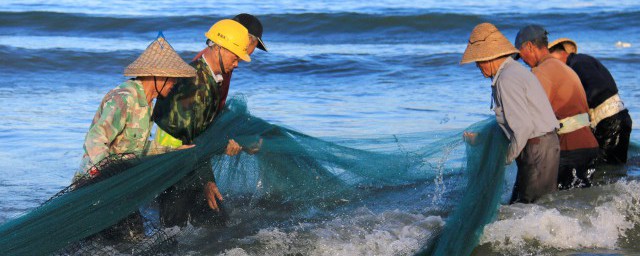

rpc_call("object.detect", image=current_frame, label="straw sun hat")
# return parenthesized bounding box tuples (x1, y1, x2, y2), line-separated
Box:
(461, 23, 519, 64)
(124, 34, 196, 77)
(548, 38, 578, 54)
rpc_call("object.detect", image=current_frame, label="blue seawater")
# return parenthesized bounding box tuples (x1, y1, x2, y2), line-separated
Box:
(0, 1, 639, 255)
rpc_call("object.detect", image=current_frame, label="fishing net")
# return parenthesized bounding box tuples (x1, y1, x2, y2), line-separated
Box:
(0, 96, 510, 256)
(417, 119, 509, 256)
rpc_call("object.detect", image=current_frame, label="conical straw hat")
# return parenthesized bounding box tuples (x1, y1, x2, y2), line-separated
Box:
(548, 37, 577, 54)
(461, 23, 519, 64)
(124, 34, 196, 77)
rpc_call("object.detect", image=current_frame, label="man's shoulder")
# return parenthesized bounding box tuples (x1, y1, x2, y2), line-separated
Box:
(502, 59, 526, 73)
(569, 53, 601, 70)
(169, 77, 200, 97)
(103, 80, 138, 105)
(499, 60, 535, 84)
(540, 56, 565, 69)
(573, 53, 597, 62)
(535, 57, 571, 77)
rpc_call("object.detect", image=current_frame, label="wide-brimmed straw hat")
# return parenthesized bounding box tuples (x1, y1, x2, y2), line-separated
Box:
(548, 38, 578, 54)
(124, 33, 196, 77)
(461, 23, 519, 64)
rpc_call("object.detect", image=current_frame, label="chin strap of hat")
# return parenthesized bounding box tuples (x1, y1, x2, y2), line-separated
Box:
(154, 76, 169, 99)
(207, 40, 227, 76)
(217, 47, 227, 76)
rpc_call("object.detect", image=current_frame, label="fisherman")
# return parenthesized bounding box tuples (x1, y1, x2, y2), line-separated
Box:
(548, 38, 632, 165)
(75, 34, 196, 239)
(151, 16, 266, 227)
(515, 25, 600, 189)
(78, 34, 195, 179)
(461, 23, 560, 203)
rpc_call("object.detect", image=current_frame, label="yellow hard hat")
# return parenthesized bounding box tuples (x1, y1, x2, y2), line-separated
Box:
(205, 19, 251, 62)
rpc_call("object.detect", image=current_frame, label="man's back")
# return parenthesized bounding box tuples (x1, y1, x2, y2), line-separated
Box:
(492, 57, 558, 163)
(153, 58, 226, 144)
(532, 56, 598, 151)
(566, 53, 619, 108)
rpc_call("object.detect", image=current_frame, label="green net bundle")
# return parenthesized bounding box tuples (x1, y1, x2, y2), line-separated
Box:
(0, 97, 510, 255)
(418, 119, 509, 256)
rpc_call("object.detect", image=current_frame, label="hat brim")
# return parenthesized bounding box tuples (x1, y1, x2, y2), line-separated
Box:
(548, 38, 577, 54)
(257, 37, 267, 52)
(460, 46, 519, 64)
(124, 36, 196, 78)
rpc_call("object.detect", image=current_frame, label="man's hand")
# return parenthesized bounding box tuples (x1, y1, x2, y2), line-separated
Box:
(204, 181, 223, 211)
(244, 138, 263, 155)
(177, 144, 195, 150)
(463, 131, 478, 145)
(225, 139, 242, 156)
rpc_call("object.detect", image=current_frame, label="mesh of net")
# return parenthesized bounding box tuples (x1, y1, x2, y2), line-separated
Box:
(417, 119, 509, 256)
(0, 97, 510, 256)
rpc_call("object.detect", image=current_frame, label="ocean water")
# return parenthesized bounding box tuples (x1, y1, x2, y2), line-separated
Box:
(0, 0, 639, 255)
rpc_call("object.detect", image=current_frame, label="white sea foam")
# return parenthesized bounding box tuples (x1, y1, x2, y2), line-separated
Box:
(220, 207, 443, 256)
(479, 180, 640, 254)
(616, 41, 632, 48)
(219, 248, 250, 256)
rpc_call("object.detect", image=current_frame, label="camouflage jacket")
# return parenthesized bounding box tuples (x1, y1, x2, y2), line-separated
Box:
(153, 56, 230, 144)
(81, 79, 154, 171)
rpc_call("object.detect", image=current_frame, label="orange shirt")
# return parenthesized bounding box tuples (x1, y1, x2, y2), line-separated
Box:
(532, 55, 598, 151)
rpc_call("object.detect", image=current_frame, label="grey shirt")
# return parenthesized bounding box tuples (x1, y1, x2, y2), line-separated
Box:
(492, 57, 559, 163)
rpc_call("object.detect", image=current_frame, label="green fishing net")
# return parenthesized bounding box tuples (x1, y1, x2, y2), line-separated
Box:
(418, 119, 509, 256)
(0, 97, 510, 255)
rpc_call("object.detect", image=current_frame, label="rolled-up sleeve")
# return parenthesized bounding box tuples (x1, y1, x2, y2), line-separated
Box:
(83, 94, 128, 165)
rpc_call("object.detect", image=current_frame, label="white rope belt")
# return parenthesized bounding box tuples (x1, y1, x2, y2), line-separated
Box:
(589, 94, 626, 128)
(557, 112, 590, 135)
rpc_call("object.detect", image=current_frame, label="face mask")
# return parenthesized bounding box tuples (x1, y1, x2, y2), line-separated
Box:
(213, 74, 224, 82)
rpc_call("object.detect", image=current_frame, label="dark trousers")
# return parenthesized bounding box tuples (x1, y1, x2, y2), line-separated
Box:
(158, 160, 224, 227)
(511, 132, 560, 204)
(558, 147, 599, 190)
(98, 212, 145, 241)
(594, 109, 632, 165)
(158, 183, 210, 227)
